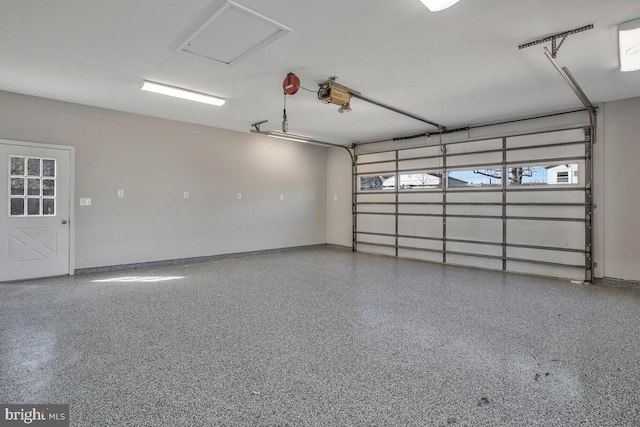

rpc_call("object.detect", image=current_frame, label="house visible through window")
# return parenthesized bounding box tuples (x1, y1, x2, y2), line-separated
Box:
(359, 175, 394, 191)
(557, 171, 569, 183)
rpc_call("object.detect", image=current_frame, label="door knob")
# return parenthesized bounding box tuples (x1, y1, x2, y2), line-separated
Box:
(61, 220, 68, 224)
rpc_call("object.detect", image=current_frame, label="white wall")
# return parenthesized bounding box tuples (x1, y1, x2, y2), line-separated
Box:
(325, 147, 353, 247)
(0, 91, 327, 269)
(602, 96, 640, 281)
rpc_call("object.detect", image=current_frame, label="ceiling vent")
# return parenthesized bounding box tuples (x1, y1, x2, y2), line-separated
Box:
(178, 1, 291, 67)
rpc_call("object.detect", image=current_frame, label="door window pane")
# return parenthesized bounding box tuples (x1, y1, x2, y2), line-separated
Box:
(507, 166, 548, 185)
(359, 175, 394, 191)
(43, 179, 55, 196)
(43, 159, 56, 177)
(27, 158, 41, 176)
(11, 178, 25, 196)
(11, 157, 25, 175)
(448, 169, 502, 188)
(43, 198, 55, 215)
(507, 163, 579, 185)
(399, 173, 442, 189)
(11, 198, 24, 216)
(27, 198, 40, 215)
(27, 178, 41, 196)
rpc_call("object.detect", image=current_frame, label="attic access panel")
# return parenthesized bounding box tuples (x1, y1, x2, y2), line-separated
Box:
(179, 1, 291, 66)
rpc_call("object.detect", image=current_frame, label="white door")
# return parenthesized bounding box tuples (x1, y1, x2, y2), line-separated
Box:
(0, 141, 72, 281)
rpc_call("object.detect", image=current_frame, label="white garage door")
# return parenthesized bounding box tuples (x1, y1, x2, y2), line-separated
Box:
(354, 127, 592, 281)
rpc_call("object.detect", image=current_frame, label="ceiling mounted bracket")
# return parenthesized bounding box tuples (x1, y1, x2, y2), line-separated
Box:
(519, 24, 594, 58)
(251, 120, 268, 132)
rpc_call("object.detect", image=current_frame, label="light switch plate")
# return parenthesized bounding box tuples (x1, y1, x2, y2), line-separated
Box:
(117, 189, 124, 198)
(237, 193, 242, 200)
(184, 191, 190, 199)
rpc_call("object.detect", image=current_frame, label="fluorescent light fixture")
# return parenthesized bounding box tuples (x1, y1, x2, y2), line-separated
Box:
(139, 80, 226, 106)
(619, 18, 640, 72)
(420, 0, 460, 12)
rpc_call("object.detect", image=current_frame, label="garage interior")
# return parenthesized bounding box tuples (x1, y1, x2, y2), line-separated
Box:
(1, 1, 640, 425)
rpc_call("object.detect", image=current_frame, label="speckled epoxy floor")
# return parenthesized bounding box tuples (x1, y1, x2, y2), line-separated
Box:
(1, 247, 640, 426)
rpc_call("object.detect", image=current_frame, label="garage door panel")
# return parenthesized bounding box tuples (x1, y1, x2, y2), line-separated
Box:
(359, 204, 396, 214)
(447, 152, 502, 168)
(358, 193, 396, 203)
(507, 247, 585, 266)
(398, 204, 442, 215)
(507, 144, 584, 163)
(358, 233, 395, 246)
(447, 138, 502, 154)
(447, 254, 503, 270)
(506, 129, 585, 148)
(507, 190, 584, 204)
(358, 243, 395, 257)
(357, 214, 395, 234)
(447, 217, 502, 243)
(447, 191, 502, 203)
(398, 237, 442, 251)
(448, 242, 501, 257)
(507, 220, 584, 249)
(507, 205, 585, 219)
(399, 158, 441, 170)
(358, 152, 396, 163)
(357, 161, 395, 174)
(507, 261, 584, 281)
(399, 146, 442, 160)
(447, 205, 502, 217)
(398, 216, 442, 238)
(398, 248, 443, 263)
(398, 192, 443, 203)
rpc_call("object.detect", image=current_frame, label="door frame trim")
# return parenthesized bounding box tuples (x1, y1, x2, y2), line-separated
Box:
(1, 139, 76, 276)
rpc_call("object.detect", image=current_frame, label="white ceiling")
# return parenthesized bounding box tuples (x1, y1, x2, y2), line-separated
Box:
(1, 0, 639, 146)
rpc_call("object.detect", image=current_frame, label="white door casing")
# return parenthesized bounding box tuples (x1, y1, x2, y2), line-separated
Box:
(0, 140, 74, 281)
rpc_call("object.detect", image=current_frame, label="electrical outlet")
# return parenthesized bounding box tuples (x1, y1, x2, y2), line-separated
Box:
(333, 195, 338, 202)
(80, 198, 91, 206)
(237, 193, 242, 200)
(117, 189, 124, 198)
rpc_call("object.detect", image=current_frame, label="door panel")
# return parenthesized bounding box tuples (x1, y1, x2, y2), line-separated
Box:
(1, 141, 71, 281)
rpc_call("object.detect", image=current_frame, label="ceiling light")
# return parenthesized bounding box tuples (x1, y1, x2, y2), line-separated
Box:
(419, 0, 460, 12)
(338, 103, 352, 114)
(139, 80, 226, 106)
(619, 18, 640, 72)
